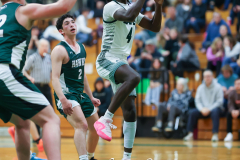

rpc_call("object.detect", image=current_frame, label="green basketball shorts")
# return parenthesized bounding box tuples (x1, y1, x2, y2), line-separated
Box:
(0, 64, 49, 123)
(54, 93, 97, 118)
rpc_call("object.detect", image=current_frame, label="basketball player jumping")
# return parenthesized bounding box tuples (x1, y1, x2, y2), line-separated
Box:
(94, 0, 164, 160)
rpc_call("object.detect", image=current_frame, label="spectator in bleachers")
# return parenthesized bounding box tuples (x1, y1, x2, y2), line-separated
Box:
(152, 78, 191, 132)
(222, 34, 240, 75)
(140, 39, 163, 78)
(202, 12, 231, 51)
(206, 37, 224, 76)
(144, 58, 169, 107)
(128, 35, 144, 70)
(224, 78, 240, 141)
(93, 77, 112, 117)
(233, 0, 240, 33)
(171, 36, 200, 77)
(185, 0, 207, 33)
(27, 26, 40, 58)
(76, 8, 93, 46)
(155, 33, 167, 53)
(164, 6, 184, 33)
(218, 65, 238, 111)
(163, 28, 180, 69)
(184, 70, 224, 141)
(93, 0, 104, 18)
(43, 18, 63, 42)
(135, 11, 157, 41)
(219, 25, 232, 41)
(176, 0, 192, 25)
(104, 79, 113, 97)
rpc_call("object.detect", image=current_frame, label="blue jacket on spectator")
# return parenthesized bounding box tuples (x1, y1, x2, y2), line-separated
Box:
(202, 20, 231, 48)
(217, 73, 238, 89)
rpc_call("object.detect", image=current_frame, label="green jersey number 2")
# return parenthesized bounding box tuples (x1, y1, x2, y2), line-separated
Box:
(0, 15, 7, 37)
(126, 27, 133, 43)
(78, 69, 82, 79)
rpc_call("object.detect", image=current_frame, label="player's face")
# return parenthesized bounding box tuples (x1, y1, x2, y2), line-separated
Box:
(61, 18, 77, 36)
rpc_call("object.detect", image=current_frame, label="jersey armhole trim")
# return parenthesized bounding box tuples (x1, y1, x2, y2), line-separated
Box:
(103, 19, 117, 23)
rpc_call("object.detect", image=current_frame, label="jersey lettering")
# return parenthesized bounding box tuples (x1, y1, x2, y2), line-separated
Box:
(72, 58, 85, 68)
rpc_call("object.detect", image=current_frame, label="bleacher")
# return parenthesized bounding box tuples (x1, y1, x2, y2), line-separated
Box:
(1, 4, 239, 140)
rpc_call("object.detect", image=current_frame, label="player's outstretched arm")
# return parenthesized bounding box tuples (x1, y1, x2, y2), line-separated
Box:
(139, 0, 164, 32)
(18, 0, 77, 20)
(113, 0, 145, 22)
(51, 46, 73, 115)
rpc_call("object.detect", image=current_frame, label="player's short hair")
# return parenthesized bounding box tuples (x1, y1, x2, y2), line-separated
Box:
(1, 0, 9, 3)
(56, 14, 74, 30)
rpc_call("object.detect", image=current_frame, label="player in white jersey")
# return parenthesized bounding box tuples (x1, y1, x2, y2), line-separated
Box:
(94, 0, 164, 159)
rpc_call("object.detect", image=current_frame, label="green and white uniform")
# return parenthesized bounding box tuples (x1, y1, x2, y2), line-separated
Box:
(96, 0, 144, 96)
(54, 41, 96, 118)
(0, 2, 49, 123)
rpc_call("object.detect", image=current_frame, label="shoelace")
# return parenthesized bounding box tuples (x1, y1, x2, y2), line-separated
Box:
(109, 123, 117, 129)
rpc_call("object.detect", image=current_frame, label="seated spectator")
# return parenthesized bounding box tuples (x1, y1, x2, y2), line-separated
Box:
(219, 25, 232, 40)
(76, 8, 93, 46)
(202, 12, 231, 51)
(224, 78, 240, 142)
(163, 28, 179, 69)
(104, 79, 113, 97)
(184, 70, 224, 141)
(140, 39, 162, 78)
(171, 36, 200, 77)
(164, 6, 184, 33)
(93, 77, 112, 117)
(176, 0, 191, 24)
(233, 0, 240, 32)
(223, 35, 240, 76)
(128, 35, 145, 70)
(144, 59, 169, 106)
(152, 78, 191, 132)
(192, 0, 225, 10)
(217, 65, 238, 110)
(186, 0, 207, 33)
(27, 26, 40, 58)
(93, 0, 104, 18)
(43, 18, 63, 42)
(135, 11, 157, 41)
(206, 37, 224, 76)
(155, 33, 167, 53)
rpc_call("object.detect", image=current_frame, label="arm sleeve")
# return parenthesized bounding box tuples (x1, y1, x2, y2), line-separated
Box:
(24, 55, 34, 72)
(195, 86, 204, 111)
(206, 47, 217, 61)
(225, 42, 240, 58)
(103, 2, 122, 21)
(136, 13, 144, 25)
(208, 86, 224, 111)
(228, 91, 235, 113)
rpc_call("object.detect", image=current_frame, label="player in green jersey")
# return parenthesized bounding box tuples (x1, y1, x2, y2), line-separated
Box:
(51, 14, 101, 160)
(0, 0, 77, 160)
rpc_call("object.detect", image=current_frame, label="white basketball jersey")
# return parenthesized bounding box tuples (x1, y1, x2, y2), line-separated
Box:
(99, 0, 144, 59)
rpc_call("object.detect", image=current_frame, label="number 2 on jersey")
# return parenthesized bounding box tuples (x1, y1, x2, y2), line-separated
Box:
(126, 27, 133, 43)
(78, 69, 82, 79)
(0, 15, 7, 37)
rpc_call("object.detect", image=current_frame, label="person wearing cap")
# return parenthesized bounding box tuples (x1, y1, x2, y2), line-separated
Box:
(93, 77, 112, 117)
(140, 38, 163, 78)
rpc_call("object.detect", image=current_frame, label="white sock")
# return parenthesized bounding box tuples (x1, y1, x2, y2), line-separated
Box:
(123, 121, 137, 150)
(123, 151, 132, 159)
(79, 155, 88, 160)
(157, 120, 162, 127)
(104, 109, 114, 119)
(87, 152, 94, 159)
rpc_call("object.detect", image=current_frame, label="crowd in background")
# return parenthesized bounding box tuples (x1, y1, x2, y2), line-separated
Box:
(22, 0, 240, 141)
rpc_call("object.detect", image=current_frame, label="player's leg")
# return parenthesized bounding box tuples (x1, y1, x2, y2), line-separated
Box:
(30, 121, 44, 152)
(30, 105, 61, 160)
(121, 96, 137, 160)
(107, 64, 140, 114)
(9, 114, 31, 160)
(67, 106, 88, 160)
(86, 113, 99, 159)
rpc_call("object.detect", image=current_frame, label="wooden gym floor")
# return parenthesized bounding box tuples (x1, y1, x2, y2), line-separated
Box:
(0, 137, 240, 160)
